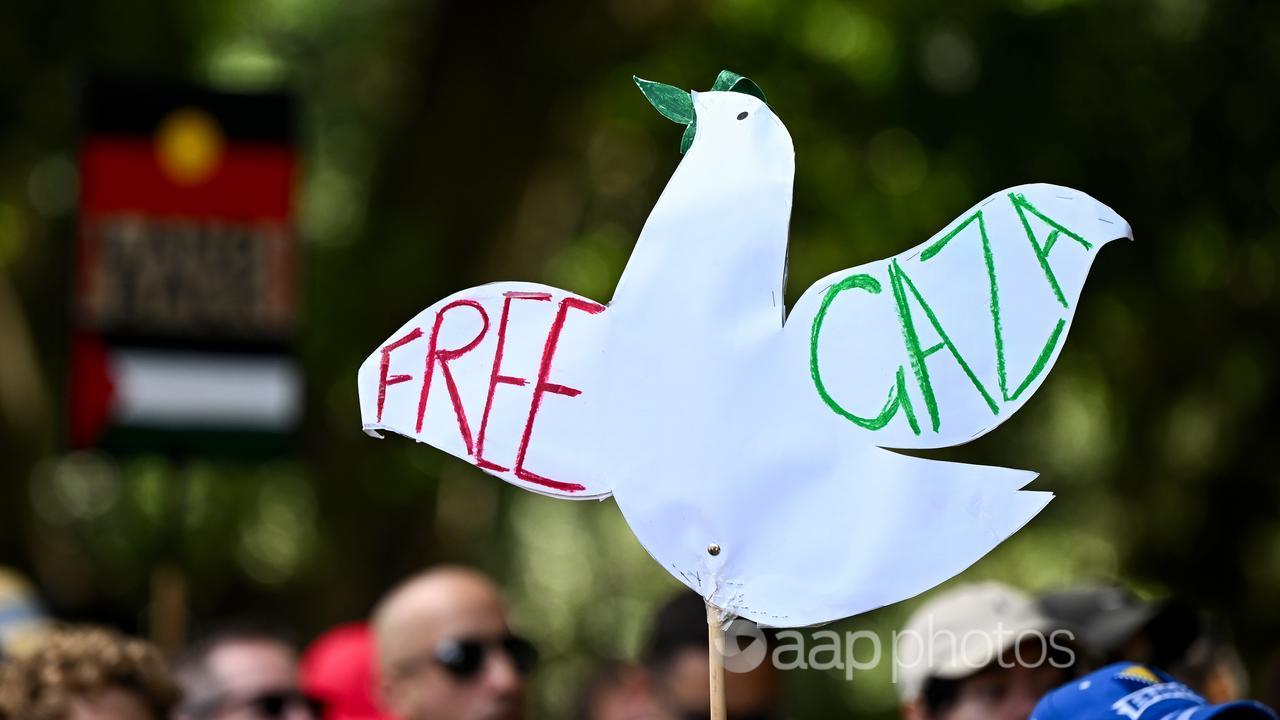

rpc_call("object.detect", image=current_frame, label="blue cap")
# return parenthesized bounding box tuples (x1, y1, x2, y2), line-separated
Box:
(1032, 662, 1277, 720)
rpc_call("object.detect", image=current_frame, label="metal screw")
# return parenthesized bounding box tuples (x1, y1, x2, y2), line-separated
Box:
(707, 543, 721, 556)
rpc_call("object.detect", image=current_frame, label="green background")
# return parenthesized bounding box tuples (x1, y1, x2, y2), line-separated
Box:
(1, 0, 1279, 716)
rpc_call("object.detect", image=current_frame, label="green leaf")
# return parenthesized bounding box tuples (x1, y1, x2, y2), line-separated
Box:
(632, 76, 694, 125)
(711, 69, 767, 103)
(679, 121, 696, 154)
(711, 69, 744, 91)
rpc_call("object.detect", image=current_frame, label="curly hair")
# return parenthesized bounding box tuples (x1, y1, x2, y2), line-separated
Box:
(0, 625, 181, 720)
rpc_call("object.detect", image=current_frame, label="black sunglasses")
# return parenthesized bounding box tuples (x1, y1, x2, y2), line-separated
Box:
(421, 634, 539, 680)
(248, 691, 327, 719)
(188, 689, 326, 719)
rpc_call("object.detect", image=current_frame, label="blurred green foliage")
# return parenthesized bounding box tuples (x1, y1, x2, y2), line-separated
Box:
(2, 0, 1280, 716)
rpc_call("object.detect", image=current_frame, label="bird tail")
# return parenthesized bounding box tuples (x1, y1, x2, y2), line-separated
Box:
(704, 452, 1052, 626)
(821, 456, 1053, 617)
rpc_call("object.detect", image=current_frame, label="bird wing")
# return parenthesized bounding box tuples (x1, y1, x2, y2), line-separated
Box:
(784, 183, 1131, 449)
(358, 282, 613, 499)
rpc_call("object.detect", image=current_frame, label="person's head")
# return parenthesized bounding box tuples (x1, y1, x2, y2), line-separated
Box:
(0, 565, 50, 658)
(645, 591, 781, 720)
(1038, 584, 1244, 700)
(1038, 585, 1203, 671)
(371, 565, 535, 720)
(1031, 662, 1277, 719)
(897, 582, 1075, 720)
(0, 625, 181, 720)
(300, 622, 389, 720)
(572, 660, 663, 720)
(174, 622, 323, 720)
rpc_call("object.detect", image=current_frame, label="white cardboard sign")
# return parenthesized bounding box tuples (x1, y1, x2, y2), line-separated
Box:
(359, 86, 1130, 626)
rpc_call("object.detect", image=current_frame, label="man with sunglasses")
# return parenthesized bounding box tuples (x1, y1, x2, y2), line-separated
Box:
(372, 566, 537, 720)
(646, 591, 783, 720)
(174, 624, 326, 720)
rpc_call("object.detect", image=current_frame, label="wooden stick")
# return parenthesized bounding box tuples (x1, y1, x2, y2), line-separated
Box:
(707, 600, 727, 720)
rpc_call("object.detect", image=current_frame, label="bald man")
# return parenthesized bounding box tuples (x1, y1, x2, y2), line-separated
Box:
(372, 566, 537, 720)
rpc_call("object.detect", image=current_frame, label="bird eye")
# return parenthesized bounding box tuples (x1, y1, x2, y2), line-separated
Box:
(737, 111, 748, 120)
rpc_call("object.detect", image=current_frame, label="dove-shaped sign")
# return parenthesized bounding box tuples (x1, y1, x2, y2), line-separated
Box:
(359, 71, 1131, 627)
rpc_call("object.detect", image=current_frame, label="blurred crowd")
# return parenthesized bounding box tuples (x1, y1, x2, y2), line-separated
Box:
(1, 563, 1277, 720)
